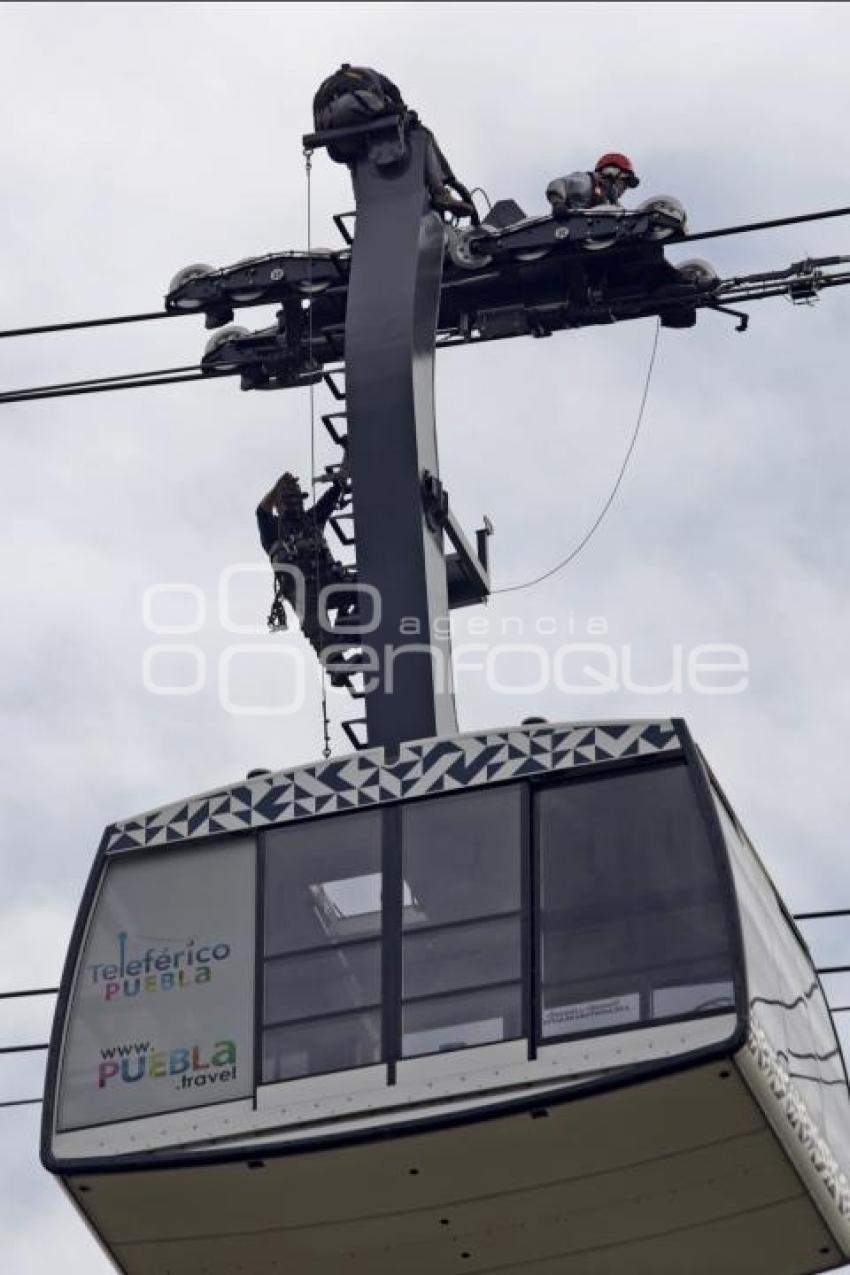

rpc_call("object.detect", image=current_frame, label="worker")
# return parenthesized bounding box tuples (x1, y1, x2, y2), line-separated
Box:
(546, 152, 640, 217)
(313, 63, 478, 221)
(256, 470, 352, 644)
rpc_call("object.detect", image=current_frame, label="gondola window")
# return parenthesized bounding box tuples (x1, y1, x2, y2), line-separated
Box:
(536, 764, 736, 1040)
(400, 786, 524, 1058)
(263, 810, 384, 1082)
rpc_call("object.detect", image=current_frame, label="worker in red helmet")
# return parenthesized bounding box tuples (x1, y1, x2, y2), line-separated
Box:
(546, 152, 640, 217)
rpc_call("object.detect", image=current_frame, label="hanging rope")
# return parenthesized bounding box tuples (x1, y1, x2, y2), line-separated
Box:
(493, 318, 661, 597)
(305, 147, 332, 760)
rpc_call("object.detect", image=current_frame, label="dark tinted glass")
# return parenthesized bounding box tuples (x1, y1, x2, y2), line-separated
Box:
(265, 811, 383, 956)
(264, 942, 381, 1025)
(401, 787, 524, 1059)
(403, 917, 521, 1000)
(403, 985, 523, 1058)
(537, 764, 735, 1040)
(262, 811, 384, 1083)
(402, 787, 521, 928)
(264, 1010, 382, 1083)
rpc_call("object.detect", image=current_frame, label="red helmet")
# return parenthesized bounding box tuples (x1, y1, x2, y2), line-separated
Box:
(595, 152, 640, 188)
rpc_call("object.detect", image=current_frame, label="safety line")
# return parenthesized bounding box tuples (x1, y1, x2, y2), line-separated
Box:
(305, 146, 332, 760)
(492, 318, 661, 596)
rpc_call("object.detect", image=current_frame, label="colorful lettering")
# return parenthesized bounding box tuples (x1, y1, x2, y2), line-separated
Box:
(169, 1048, 190, 1075)
(121, 1056, 146, 1083)
(212, 1040, 237, 1067)
(91, 933, 233, 999)
(191, 1046, 210, 1071)
(98, 1061, 119, 1088)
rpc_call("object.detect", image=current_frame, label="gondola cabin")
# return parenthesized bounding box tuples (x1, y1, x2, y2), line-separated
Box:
(42, 718, 850, 1273)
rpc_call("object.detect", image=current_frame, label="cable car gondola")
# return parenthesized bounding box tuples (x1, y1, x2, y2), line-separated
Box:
(41, 717, 850, 1273)
(35, 67, 850, 1274)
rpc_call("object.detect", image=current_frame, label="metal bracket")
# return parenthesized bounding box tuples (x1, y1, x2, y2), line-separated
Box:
(710, 303, 750, 332)
(421, 470, 491, 608)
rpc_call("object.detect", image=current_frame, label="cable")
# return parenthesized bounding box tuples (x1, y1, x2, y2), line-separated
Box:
(305, 146, 333, 761)
(0, 1042, 48, 1055)
(795, 909, 850, 921)
(0, 365, 199, 400)
(0, 201, 841, 351)
(493, 317, 661, 597)
(0, 310, 178, 341)
(0, 987, 57, 1000)
(679, 203, 850, 246)
(0, 369, 226, 405)
(0, 1097, 42, 1108)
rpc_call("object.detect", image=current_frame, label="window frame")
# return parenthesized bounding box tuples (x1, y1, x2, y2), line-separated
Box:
(258, 806, 388, 1086)
(254, 754, 745, 1093)
(398, 784, 529, 1063)
(532, 758, 744, 1049)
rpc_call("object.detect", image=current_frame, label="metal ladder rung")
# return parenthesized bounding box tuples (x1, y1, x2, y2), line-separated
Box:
(323, 370, 346, 401)
(341, 718, 368, 749)
(321, 411, 348, 448)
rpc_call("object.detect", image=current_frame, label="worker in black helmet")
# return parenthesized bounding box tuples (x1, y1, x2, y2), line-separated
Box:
(256, 470, 351, 644)
(546, 152, 640, 217)
(313, 63, 478, 221)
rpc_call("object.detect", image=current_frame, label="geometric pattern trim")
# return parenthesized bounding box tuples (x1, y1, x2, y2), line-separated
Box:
(105, 718, 681, 853)
(747, 1014, 850, 1218)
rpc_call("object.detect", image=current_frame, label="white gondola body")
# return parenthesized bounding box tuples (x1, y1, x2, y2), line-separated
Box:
(42, 719, 850, 1273)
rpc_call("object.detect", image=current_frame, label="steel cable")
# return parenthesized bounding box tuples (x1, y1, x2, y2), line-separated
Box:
(493, 318, 661, 596)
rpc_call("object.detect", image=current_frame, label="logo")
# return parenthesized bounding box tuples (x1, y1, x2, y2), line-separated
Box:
(87, 931, 232, 1002)
(97, 1039, 237, 1091)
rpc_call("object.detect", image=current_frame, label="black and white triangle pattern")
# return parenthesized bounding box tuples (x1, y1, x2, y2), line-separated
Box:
(105, 719, 681, 853)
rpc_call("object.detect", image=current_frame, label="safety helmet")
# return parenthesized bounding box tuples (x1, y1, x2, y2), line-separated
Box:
(595, 152, 640, 188)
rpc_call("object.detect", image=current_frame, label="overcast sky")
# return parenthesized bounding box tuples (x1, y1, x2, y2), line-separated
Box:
(1, 2, 850, 1270)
